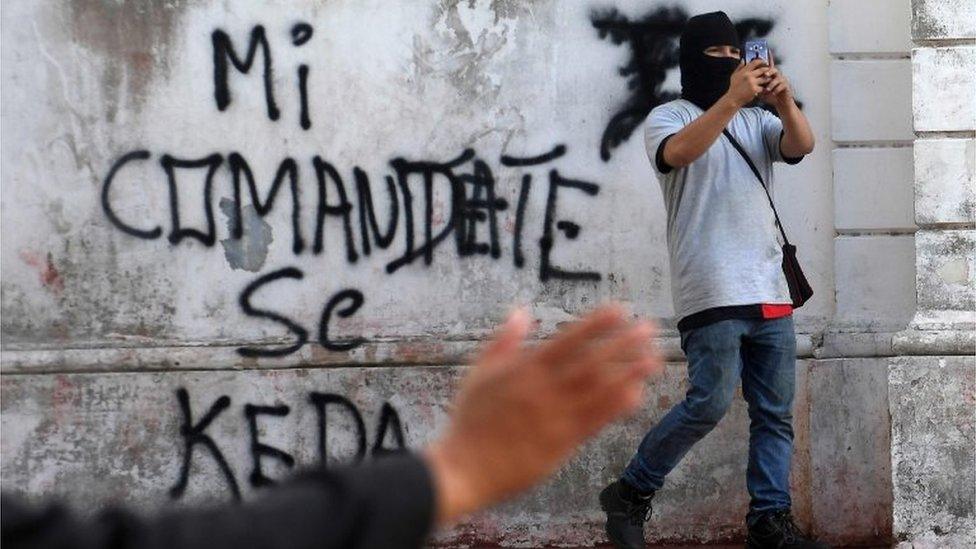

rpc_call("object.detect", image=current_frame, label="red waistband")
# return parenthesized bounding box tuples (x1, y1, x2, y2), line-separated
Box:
(761, 303, 793, 319)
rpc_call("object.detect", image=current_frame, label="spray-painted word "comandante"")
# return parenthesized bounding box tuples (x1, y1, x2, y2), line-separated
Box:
(101, 145, 600, 281)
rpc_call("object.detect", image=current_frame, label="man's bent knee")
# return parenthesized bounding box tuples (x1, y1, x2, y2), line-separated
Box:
(684, 393, 733, 426)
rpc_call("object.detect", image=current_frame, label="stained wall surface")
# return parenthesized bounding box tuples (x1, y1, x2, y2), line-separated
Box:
(1, 0, 833, 355)
(4, 1, 970, 547)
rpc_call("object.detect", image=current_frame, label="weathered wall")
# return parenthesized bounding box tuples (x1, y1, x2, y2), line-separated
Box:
(0, 362, 816, 547)
(1, 0, 971, 547)
(0, 0, 833, 358)
(888, 1, 976, 547)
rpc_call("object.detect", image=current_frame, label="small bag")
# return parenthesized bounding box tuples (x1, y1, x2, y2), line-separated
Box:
(722, 129, 813, 308)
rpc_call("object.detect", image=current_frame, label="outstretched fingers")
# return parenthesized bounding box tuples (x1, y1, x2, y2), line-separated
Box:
(578, 319, 653, 368)
(580, 322, 663, 409)
(573, 345, 662, 435)
(567, 321, 657, 385)
(477, 308, 533, 371)
(557, 321, 660, 417)
(532, 304, 628, 369)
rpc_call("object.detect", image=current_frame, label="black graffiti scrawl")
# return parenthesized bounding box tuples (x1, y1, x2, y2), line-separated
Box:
(169, 388, 408, 501)
(100, 22, 608, 359)
(592, 6, 789, 162)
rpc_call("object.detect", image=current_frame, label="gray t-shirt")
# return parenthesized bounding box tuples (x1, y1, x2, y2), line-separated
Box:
(644, 99, 797, 319)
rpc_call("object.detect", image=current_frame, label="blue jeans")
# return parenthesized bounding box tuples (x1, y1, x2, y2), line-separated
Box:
(622, 316, 796, 520)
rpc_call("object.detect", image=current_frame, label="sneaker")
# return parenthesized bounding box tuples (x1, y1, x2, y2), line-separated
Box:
(599, 480, 653, 549)
(746, 509, 831, 549)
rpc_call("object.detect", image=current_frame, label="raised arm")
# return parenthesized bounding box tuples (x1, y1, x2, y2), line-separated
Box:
(761, 53, 815, 158)
(662, 59, 770, 169)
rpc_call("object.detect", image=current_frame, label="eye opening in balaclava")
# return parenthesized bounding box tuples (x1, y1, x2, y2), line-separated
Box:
(680, 11, 741, 111)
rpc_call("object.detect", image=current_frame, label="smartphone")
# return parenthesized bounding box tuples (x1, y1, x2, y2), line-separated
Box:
(744, 39, 769, 64)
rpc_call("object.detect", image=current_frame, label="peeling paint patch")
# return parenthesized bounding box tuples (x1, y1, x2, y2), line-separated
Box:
(218, 198, 273, 272)
(488, 0, 529, 22)
(936, 259, 970, 285)
(19, 250, 65, 295)
(411, 0, 515, 105)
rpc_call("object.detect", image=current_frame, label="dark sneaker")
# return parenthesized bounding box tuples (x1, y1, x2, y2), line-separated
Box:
(746, 509, 831, 549)
(599, 480, 652, 549)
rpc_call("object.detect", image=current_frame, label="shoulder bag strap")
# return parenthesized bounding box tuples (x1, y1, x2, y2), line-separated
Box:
(721, 128, 791, 246)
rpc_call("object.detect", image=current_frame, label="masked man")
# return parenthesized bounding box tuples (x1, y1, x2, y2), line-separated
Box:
(599, 12, 824, 549)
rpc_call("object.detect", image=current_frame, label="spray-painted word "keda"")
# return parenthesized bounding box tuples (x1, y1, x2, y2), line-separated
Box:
(170, 388, 407, 501)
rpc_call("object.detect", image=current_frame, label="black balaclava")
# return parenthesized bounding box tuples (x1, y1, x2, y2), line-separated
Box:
(680, 11, 741, 110)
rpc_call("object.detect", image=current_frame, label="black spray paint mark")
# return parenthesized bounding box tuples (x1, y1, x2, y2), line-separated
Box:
(213, 24, 314, 129)
(169, 388, 241, 501)
(291, 23, 314, 46)
(229, 153, 304, 254)
(291, 22, 314, 130)
(297, 64, 311, 130)
(101, 150, 162, 240)
(309, 392, 367, 466)
(237, 267, 309, 357)
(591, 7, 786, 161)
(319, 289, 366, 352)
(511, 175, 532, 268)
(169, 388, 409, 500)
(162, 153, 222, 246)
(540, 170, 601, 282)
(213, 26, 280, 121)
(502, 145, 568, 269)
(102, 145, 604, 358)
(458, 159, 508, 258)
(313, 156, 359, 263)
(244, 403, 295, 487)
(102, 147, 596, 284)
(371, 402, 407, 456)
(236, 267, 368, 356)
(384, 149, 473, 274)
(354, 168, 400, 256)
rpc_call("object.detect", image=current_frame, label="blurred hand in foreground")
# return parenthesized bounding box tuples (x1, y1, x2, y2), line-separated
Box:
(425, 304, 663, 524)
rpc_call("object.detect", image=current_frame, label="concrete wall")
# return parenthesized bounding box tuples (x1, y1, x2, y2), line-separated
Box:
(889, 1, 976, 547)
(1, 0, 972, 547)
(1, 0, 835, 358)
(0, 362, 811, 547)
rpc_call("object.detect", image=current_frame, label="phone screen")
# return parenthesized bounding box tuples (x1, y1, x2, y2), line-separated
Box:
(744, 39, 769, 64)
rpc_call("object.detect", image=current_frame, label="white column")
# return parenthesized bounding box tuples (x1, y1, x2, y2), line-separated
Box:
(890, 2, 976, 547)
(893, 3, 976, 355)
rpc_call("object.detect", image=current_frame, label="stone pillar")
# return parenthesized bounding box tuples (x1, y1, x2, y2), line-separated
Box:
(890, 1, 976, 546)
(894, 2, 976, 354)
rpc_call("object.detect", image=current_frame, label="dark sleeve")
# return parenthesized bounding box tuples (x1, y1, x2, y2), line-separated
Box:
(2, 453, 435, 549)
(643, 104, 687, 176)
(779, 131, 804, 165)
(759, 108, 804, 165)
(655, 134, 676, 173)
